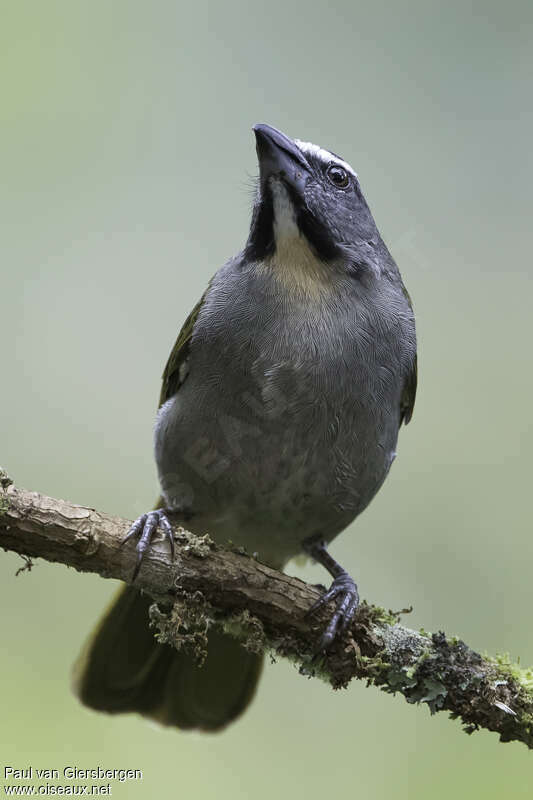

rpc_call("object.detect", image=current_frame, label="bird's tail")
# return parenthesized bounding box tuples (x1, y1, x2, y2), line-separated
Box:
(72, 585, 263, 731)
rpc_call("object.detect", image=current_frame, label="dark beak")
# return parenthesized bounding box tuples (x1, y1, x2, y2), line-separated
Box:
(253, 123, 310, 193)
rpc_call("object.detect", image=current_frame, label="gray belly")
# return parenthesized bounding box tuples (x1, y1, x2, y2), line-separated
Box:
(154, 358, 400, 569)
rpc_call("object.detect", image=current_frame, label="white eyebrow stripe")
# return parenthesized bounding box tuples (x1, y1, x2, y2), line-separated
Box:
(295, 139, 358, 178)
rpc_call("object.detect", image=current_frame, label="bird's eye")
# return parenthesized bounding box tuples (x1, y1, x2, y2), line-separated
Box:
(327, 165, 350, 188)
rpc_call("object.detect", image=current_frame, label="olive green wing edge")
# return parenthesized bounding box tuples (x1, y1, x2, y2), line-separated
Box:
(158, 295, 205, 408)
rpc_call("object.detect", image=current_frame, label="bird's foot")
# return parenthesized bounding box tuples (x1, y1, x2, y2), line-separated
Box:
(307, 571, 360, 652)
(120, 508, 175, 580)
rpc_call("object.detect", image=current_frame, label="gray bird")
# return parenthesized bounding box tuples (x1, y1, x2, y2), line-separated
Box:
(74, 123, 417, 731)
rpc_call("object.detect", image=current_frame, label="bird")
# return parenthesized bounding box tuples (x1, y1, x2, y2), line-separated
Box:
(73, 123, 417, 732)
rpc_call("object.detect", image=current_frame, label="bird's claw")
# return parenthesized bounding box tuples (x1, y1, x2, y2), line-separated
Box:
(306, 572, 359, 652)
(120, 509, 175, 580)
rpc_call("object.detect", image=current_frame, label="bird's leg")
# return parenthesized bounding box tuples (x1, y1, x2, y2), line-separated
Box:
(303, 537, 360, 652)
(120, 508, 176, 581)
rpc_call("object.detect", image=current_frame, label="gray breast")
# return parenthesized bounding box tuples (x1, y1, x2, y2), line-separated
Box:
(154, 259, 415, 568)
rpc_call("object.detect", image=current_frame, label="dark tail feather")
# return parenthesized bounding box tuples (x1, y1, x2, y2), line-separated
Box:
(73, 586, 263, 731)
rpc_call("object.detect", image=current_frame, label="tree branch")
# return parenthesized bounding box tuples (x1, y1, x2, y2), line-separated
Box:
(1, 468, 533, 748)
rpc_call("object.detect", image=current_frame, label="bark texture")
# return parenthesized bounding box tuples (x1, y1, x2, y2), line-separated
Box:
(1, 469, 533, 748)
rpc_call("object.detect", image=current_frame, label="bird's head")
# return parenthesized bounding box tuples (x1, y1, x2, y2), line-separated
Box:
(246, 124, 385, 287)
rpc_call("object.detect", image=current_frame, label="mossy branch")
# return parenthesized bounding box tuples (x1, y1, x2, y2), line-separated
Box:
(1, 469, 533, 748)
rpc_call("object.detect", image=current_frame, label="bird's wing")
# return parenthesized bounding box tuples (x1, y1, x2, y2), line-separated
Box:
(400, 353, 417, 425)
(158, 295, 205, 408)
(398, 282, 417, 425)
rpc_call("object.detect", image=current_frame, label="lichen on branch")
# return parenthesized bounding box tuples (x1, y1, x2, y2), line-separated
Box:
(1, 470, 533, 748)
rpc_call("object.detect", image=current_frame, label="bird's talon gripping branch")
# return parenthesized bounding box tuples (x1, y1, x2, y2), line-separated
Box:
(121, 509, 175, 580)
(303, 539, 360, 652)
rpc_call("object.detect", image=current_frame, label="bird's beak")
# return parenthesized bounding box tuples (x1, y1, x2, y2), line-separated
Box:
(253, 123, 310, 194)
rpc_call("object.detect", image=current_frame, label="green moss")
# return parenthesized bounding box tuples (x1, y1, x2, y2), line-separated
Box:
(356, 653, 392, 682)
(149, 591, 213, 665)
(173, 529, 214, 558)
(369, 606, 400, 627)
(298, 651, 336, 684)
(366, 629, 478, 714)
(364, 602, 413, 628)
(351, 641, 450, 713)
(222, 609, 266, 654)
(150, 593, 272, 667)
(487, 652, 533, 691)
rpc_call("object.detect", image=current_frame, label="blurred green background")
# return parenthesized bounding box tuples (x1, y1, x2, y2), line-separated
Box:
(1, 0, 532, 797)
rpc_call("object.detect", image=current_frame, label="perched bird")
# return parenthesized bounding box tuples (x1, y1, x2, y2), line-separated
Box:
(74, 123, 417, 731)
